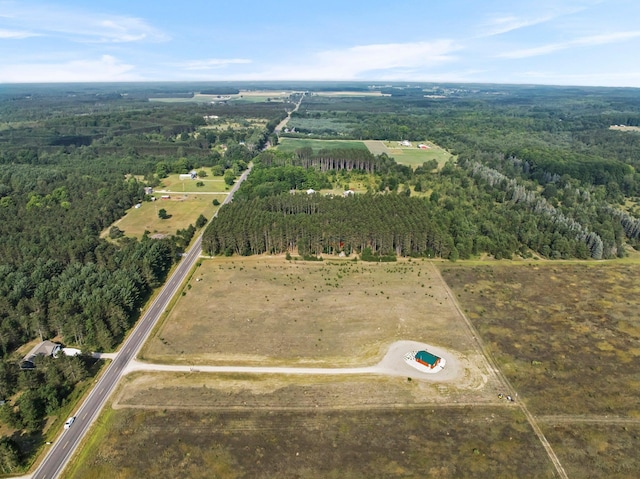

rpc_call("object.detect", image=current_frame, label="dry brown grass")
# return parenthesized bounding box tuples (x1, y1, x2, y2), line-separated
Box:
(69, 392, 554, 479)
(441, 262, 640, 417)
(143, 257, 481, 367)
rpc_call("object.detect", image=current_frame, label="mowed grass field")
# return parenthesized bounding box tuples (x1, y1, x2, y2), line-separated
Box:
(158, 175, 229, 193)
(104, 170, 230, 239)
(441, 262, 640, 477)
(365, 140, 453, 168)
(277, 138, 368, 153)
(111, 194, 226, 238)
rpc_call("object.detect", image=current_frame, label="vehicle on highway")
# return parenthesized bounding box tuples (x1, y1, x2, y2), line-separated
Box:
(64, 417, 75, 429)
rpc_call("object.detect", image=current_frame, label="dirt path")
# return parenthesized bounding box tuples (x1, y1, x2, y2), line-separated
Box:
(429, 262, 570, 479)
(124, 340, 466, 383)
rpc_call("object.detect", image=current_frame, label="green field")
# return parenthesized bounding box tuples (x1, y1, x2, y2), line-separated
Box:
(365, 140, 453, 168)
(158, 172, 229, 193)
(104, 170, 232, 239)
(111, 194, 226, 239)
(277, 138, 368, 153)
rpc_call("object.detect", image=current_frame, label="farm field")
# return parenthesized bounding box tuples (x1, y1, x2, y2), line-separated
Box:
(365, 140, 453, 168)
(277, 137, 368, 153)
(151, 90, 296, 103)
(441, 262, 640, 478)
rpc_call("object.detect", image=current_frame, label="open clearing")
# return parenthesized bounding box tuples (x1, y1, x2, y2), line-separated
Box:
(142, 257, 491, 377)
(64, 256, 550, 479)
(277, 138, 368, 153)
(103, 170, 229, 239)
(609, 125, 640, 132)
(441, 262, 640, 477)
(109, 194, 225, 238)
(150, 90, 297, 103)
(311, 91, 390, 97)
(68, 402, 554, 479)
(365, 140, 453, 168)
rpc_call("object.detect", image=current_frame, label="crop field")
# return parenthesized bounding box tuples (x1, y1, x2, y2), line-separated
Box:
(441, 262, 640, 478)
(365, 140, 453, 168)
(277, 138, 368, 153)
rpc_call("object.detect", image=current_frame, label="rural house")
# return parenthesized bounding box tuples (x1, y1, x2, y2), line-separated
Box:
(21, 340, 62, 369)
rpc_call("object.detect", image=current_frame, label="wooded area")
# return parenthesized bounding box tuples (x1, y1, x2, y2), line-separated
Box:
(0, 83, 289, 469)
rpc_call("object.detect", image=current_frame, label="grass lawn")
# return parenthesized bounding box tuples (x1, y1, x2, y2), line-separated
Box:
(158, 172, 229, 193)
(103, 169, 235, 239)
(365, 140, 453, 168)
(277, 138, 368, 153)
(110, 194, 226, 239)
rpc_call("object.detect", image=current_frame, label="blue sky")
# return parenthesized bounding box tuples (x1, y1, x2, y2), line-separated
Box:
(1, 0, 639, 86)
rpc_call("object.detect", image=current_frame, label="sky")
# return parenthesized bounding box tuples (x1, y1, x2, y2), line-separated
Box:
(1, 0, 639, 87)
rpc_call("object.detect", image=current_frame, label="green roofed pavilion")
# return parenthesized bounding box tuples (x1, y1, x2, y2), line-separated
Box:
(415, 350, 440, 366)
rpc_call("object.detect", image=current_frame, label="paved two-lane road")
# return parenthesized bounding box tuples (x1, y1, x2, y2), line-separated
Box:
(32, 166, 251, 479)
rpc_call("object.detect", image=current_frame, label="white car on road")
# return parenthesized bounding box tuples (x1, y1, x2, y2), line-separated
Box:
(64, 417, 75, 429)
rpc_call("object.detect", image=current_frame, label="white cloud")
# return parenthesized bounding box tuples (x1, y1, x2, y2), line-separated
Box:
(0, 28, 38, 39)
(500, 31, 640, 58)
(178, 58, 253, 71)
(256, 40, 458, 80)
(481, 14, 556, 37)
(0, 55, 140, 82)
(0, 2, 167, 43)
